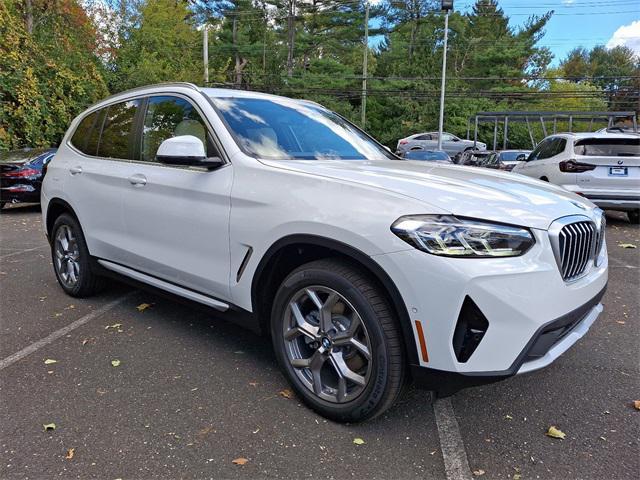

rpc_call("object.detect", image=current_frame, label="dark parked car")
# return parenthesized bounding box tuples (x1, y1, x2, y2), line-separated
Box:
(457, 149, 494, 166)
(401, 150, 452, 164)
(0, 148, 56, 209)
(480, 150, 532, 171)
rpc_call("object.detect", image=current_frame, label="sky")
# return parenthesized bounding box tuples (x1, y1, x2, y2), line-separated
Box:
(459, 0, 640, 65)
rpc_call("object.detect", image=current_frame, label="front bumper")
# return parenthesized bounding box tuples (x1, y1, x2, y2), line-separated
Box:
(373, 227, 608, 383)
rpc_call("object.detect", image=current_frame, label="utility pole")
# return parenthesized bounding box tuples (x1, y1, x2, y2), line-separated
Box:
(203, 25, 209, 85)
(361, 1, 369, 128)
(287, 0, 296, 77)
(437, 1, 453, 151)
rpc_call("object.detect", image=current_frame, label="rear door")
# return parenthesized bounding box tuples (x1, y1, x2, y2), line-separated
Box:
(120, 94, 233, 299)
(573, 137, 640, 194)
(65, 100, 140, 263)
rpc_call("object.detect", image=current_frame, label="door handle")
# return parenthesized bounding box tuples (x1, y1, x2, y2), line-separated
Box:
(69, 166, 83, 175)
(128, 174, 147, 186)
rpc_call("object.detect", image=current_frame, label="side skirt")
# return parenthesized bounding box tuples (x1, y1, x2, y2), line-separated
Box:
(94, 258, 261, 334)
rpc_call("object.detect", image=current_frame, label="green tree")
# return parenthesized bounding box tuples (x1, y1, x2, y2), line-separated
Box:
(110, 0, 202, 91)
(0, 0, 108, 150)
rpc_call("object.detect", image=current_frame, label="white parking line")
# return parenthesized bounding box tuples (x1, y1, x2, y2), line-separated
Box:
(0, 295, 131, 371)
(608, 256, 639, 269)
(0, 244, 48, 260)
(433, 397, 473, 480)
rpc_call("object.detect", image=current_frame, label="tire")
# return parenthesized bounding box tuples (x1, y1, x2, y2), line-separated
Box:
(51, 213, 104, 297)
(271, 258, 406, 422)
(0, 202, 5, 210)
(628, 210, 640, 224)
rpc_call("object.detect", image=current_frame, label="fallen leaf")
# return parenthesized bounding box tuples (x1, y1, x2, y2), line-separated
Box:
(232, 457, 248, 465)
(105, 323, 122, 330)
(44, 359, 57, 365)
(279, 389, 293, 399)
(353, 438, 365, 445)
(618, 243, 637, 249)
(65, 448, 75, 460)
(249, 382, 258, 387)
(505, 414, 513, 420)
(616, 321, 626, 325)
(633, 400, 640, 410)
(545, 425, 566, 440)
(43, 423, 56, 431)
(136, 303, 152, 312)
(472, 469, 485, 476)
(513, 474, 522, 480)
(111, 360, 121, 367)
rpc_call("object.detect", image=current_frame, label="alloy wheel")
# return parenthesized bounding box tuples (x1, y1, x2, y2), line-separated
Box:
(282, 286, 372, 403)
(54, 225, 80, 288)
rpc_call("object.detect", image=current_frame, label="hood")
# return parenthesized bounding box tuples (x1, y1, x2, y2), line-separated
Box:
(262, 159, 598, 230)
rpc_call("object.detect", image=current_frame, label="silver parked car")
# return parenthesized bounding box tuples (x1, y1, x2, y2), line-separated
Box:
(397, 132, 486, 160)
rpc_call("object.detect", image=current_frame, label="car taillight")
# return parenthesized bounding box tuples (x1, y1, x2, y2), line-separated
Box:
(399, 140, 408, 145)
(558, 160, 596, 173)
(1, 168, 40, 178)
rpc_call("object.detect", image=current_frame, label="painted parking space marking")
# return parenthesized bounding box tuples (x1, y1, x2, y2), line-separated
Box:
(0, 295, 132, 371)
(433, 397, 473, 480)
(0, 244, 48, 260)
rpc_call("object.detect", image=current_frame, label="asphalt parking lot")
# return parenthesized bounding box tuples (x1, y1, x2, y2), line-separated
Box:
(1, 205, 638, 480)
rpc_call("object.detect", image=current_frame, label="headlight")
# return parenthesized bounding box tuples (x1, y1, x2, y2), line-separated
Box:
(391, 215, 535, 258)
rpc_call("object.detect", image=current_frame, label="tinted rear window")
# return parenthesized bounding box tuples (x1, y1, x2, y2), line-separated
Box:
(574, 138, 640, 157)
(97, 100, 140, 160)
(71, 111, 101, 155)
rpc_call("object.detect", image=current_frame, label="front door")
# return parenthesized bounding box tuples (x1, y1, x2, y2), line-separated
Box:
(120, 95, 233, 301)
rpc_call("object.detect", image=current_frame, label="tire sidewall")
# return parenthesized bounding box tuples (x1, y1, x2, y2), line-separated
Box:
(271, 266, 392, 422)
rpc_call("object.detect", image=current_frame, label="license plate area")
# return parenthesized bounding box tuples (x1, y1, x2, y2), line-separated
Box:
(608, 167, 628, 176)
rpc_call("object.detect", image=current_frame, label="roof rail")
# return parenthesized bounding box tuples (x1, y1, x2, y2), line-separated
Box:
(98, 82, 202, 104)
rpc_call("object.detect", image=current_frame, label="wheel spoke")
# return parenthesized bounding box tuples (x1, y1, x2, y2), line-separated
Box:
(349, 338, 371, 360)
(319, 292, 339, 334)
(288, 301, 319, 340)
(336, 376, 347, 402)
(306, 288, 323, 309)
(330, 351, 365, 387)
(309, 350, 327, 395)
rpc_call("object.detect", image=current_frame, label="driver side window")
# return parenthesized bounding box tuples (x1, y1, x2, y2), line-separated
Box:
(141, 96, 216, 162)
(528, 139, 551, 162)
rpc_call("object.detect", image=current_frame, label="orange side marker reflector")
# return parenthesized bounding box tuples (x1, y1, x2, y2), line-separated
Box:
(414, 320, 429, 363)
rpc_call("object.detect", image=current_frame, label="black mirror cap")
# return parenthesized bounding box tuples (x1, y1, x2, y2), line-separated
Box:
(156, 155, 224, 170)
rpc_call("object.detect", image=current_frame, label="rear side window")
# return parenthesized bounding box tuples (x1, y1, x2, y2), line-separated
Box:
(70, 111, 101, 155)
(97, 100, 140, 160)
(574, 138, 640, 157)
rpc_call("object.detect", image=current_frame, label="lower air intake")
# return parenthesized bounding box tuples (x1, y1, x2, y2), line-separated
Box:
(452, 296, 489, 363)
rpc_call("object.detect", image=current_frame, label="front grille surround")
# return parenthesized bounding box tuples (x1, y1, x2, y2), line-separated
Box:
(549, 214, 603, 282)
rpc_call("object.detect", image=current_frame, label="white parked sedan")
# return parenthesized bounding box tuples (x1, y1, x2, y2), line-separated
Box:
(42, 83, 608, 422)
(512, 133, 639, 224)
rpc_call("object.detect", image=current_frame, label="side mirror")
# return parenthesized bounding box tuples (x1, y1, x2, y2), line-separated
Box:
(516, 154, 527, 162)
(383, 145, 392, 153)
(156, 135, 223, 169)
(452, 137, 460, 142)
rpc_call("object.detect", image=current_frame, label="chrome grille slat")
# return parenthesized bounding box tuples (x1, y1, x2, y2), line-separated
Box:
(554, 218, 598, 282)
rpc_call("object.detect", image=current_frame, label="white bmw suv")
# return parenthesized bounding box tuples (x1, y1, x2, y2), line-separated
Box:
(512, 132, 639, 224)
(42, 83, 608, 422)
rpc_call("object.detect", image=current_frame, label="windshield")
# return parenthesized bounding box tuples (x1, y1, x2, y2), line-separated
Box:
(499, 151, 529, 161)
(574, 138, 640, 157)
(211, 96, 395, 161)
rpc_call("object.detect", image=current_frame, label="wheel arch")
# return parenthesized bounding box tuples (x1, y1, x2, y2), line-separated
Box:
(251, 234, 420, 367)
(46, 198, 79, 238)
